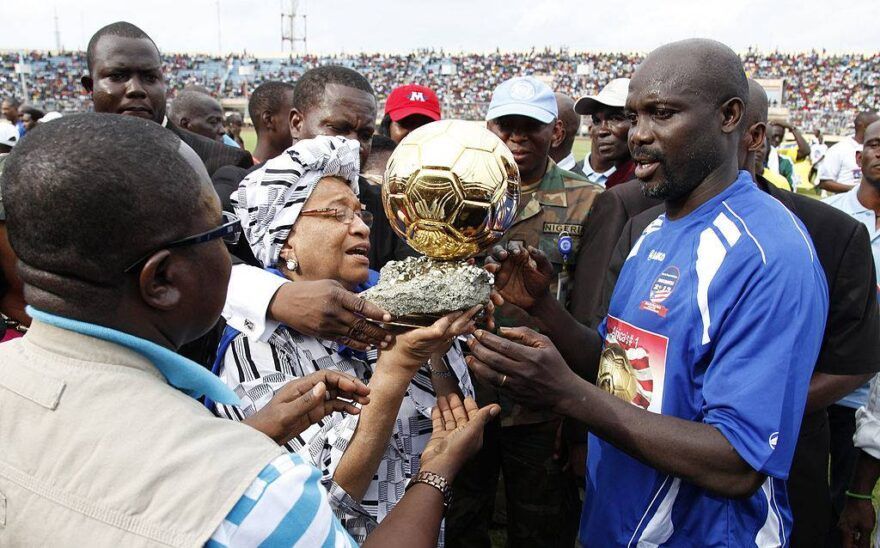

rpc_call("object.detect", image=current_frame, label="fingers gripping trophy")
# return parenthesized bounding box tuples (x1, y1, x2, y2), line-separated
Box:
(360, 120, 521, 326)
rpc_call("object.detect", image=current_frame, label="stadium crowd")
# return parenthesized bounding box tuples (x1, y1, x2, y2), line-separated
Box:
(1, 19, 880, 548)
(2, 47, 878, 133)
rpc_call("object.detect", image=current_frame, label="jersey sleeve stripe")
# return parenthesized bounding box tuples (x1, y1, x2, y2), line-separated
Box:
(755, 479, 783, 547)
(696, 228, 728, 345)
(635, 477, 682, 547)
(722, 201, 766, 264)
(712, 212, 742, 247)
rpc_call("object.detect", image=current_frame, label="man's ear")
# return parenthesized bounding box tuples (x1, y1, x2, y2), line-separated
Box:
(856, 150, 863, 166)
(747, 122, 767, 154)
(551, 118, 565, 149)
(261, 110, 275, 132)
(289, 108, 303, 139)
(720, 97, 745, 134)
(178, 117, 191, 130)
(138, 249, 182, 311)
(81, 75, 94, 93)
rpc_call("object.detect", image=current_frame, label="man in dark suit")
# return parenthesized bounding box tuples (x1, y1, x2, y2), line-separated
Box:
(81, 21, 252, 176)
(602, 81, 880, 547)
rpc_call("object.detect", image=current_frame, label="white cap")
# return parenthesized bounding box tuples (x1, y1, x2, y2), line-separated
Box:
(0, 124, 19, 148)
(574, 78, 630, 115)
(39, 111, 63, 124)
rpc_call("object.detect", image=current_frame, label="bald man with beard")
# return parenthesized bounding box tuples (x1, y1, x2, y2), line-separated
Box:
(466, 39, 829, 546)
(549, 92, 584, 176)
(581, 79, 880, 548)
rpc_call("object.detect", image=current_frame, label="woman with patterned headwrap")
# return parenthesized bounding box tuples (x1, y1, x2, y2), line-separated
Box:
(212, 135, 476, 544)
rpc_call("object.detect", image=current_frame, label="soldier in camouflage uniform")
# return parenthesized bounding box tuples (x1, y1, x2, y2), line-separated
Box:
(446, 77, 602, 548)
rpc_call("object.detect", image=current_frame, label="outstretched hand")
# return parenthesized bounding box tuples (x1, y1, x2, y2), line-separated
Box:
(420, 394, 500, 481)
(386, 305, 482, 370)
(484, 242, 554, 312)
(269, 280, 394, 351)
(243, 370, 371, 446)
(466, 326, 579, 411)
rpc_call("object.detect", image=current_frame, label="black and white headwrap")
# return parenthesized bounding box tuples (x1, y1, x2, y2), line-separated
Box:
(233, 136, 361, 268)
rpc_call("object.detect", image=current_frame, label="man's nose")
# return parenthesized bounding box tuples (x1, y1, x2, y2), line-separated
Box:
(125, 76, 147, 97)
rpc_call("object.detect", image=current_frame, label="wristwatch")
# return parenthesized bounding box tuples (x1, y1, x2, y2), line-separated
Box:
(406, 470, 453, 509)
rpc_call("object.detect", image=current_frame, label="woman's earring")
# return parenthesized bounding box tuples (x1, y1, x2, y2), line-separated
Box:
(286, 257, 299, 272)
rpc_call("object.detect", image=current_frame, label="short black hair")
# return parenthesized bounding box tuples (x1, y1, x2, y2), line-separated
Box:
(378, 113, 392, 137)
(2, 113, 203, 288)
(170, 89, 221, 124)
(20, 105, 45, 120)
(292, 65, 373, 114)
(855, 111, 880, 132)
(86, 21, 158, 74)
(370, 134, 397, 154)
(248, 81, 295, 132)
(2, 97, 20, 108)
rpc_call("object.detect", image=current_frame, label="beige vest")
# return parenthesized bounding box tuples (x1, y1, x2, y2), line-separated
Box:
(0, 320, 286, 547)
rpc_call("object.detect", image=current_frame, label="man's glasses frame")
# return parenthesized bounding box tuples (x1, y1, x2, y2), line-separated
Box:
(123, 211, 241, 273)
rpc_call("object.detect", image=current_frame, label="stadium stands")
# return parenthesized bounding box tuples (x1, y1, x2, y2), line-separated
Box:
(2, 48, 877, 134)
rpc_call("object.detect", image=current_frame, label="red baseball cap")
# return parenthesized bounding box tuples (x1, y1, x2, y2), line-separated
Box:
(384, 84, 441, 122)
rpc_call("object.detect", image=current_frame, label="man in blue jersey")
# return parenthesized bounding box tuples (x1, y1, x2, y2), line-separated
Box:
(466, 38, 829, 546)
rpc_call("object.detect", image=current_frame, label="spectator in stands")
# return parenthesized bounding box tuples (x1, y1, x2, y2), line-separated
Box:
(380, 84, 441, 143)
(818, 112, 880, 193)
(170, 89, 227, 143)
(363, 134, 396, 186)
(574, 78, 635, 188)
(549, 92, 584, 175)
(2, 48, 875, 134)
(80, 21, 252, 176)
(248, 80, 295, 164)
(2, 98, 25, 136)
(18, 106, 44, 131)
(225, 111, 244, 148)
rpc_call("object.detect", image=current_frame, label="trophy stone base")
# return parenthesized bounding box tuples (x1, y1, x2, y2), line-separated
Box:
(360, 256, 493, 327)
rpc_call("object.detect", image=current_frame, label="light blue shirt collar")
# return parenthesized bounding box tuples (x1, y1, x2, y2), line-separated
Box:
(27, 306, 240, 405)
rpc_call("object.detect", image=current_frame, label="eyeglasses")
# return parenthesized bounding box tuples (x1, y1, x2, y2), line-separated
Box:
(123, 211, 241, 273)
(300, 205, 374, 228)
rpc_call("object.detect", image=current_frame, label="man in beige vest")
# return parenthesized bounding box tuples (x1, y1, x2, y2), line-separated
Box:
(0, 113, 498, 547)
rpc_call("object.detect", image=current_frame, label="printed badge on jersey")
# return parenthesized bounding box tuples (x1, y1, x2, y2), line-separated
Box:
(598, 316, 669, 413)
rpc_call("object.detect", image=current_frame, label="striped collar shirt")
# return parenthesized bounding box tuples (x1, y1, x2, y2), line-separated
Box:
(24, 308, 357, 548)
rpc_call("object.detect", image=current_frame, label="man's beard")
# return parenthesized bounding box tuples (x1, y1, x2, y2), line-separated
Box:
(639, 166, 698, 201)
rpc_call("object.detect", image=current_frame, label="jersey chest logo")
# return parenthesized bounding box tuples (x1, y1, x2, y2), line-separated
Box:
(639, 266, 680, 318)
(599, 316, 669, 412)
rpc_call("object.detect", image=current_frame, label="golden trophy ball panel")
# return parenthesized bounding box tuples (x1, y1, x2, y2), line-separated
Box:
(382, 120, 521, 260)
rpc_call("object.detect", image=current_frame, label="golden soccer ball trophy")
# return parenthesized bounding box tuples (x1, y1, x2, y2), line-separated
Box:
(360, 120, 521, 325)
(597, 345, 638, 403)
